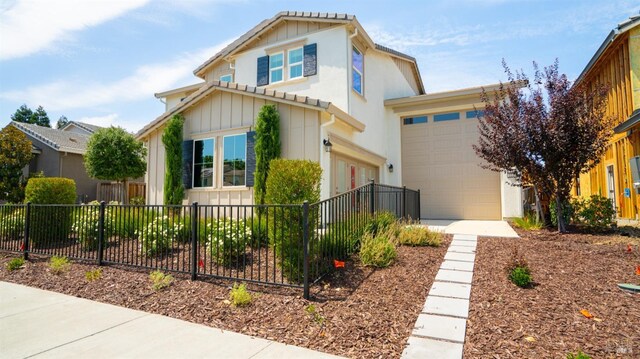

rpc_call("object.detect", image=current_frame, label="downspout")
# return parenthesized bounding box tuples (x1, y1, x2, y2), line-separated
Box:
(347, 27, 358, 115)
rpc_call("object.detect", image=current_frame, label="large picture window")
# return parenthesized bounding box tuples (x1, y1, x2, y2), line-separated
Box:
(270, 52, 284, 83)
(352, 46, 364, 95)
(223, 134, 247, 187)
(193, 139, 214, 188)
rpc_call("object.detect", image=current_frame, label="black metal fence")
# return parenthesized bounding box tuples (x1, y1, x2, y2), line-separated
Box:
(0, 181, 419, 299)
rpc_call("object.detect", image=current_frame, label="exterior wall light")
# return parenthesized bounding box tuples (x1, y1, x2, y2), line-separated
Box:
(323, 139, 332, 152)
(388, 163, 394, 173)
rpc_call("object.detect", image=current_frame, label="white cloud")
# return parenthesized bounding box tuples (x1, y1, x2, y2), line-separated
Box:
(0, 40, 232, 111)
(0, 0, 150, 60)
(78, 113, 119, 127)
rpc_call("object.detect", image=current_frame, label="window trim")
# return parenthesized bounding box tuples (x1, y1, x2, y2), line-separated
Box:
(192, 138, 215, 189)
(221, 133, 248, 188)
(269, 51, 284, 84)
(288, 47, 304, 80)
(219, 74, 233, 82)
(352, 45, 364, 96)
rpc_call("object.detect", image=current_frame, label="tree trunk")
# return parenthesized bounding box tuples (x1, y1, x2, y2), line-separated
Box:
(533, 186, 543, 223)
(556, 196, 567, 233)
(122, 179, 128, 205)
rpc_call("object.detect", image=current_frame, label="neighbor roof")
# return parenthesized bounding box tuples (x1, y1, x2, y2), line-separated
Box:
(136, 80, 365, 140)
(10, 121, 90, 155)
(193, 11, 424, 94)
(60, 120, 103, 134)
(575, 14, 640, 84)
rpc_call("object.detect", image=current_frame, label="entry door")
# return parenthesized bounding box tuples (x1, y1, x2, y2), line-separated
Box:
(332, 154, 378, 195)
(607, 165, 616, 211)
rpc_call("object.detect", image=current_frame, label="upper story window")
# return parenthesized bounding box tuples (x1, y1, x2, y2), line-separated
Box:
(269, 52, 284, 83)
(352, 46, 364, 95)
(193, 139, 214, 188)
(288, 47, 303, 80)
(220, 74, 233, 82)
(223, 133, 247, 187)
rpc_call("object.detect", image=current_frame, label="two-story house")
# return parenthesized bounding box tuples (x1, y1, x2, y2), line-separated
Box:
(136, 11, 523, 220)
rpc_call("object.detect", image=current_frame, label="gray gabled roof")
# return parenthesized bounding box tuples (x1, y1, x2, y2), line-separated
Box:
(60, 120, 103, 134)
(10, 121, 90, 154)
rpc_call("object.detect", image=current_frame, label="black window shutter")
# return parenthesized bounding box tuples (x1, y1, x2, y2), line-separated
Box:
(182, 140, 194, 189)
(245, 131, 256, 187)
(257, 55, 270, 86)
(303, 43, 317, 77)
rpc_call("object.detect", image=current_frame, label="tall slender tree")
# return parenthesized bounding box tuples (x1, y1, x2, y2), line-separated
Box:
(254, 104, 281, 207)
(162, 114, 184, 206)
(474, 60, 612, 232)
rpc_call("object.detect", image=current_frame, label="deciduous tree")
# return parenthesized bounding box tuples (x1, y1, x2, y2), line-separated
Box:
(474, 60, 612, 232)
(0, 126, 33, 202)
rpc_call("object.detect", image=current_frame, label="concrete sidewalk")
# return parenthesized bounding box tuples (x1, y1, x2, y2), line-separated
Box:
(0, 281, 342, 359)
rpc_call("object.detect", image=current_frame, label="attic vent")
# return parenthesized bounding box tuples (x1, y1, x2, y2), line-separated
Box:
(69, 138, 77, 143)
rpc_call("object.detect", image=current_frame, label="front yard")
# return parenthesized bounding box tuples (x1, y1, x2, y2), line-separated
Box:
(465, 228, 640, 358)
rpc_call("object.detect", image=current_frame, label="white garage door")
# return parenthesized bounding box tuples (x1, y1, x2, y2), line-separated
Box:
(401, 115, 501, 220)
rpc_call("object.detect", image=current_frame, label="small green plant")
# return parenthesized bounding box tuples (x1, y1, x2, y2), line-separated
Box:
(85, 268, 102, 282)
(49, 256, 70, 275)
(205, 218, 251, 266)
(149, 270, 174, 290)
(6, 257, 25, 271)
(229, 283, 252, 307)
(512, 212, 543, 230)
(397, 225, 442, 247)
(364, 211, 397, 236)
(359, 230, 397, 268)
(509, 266, 532, 288)
(305, 304, 325, 325)
(566, 350, 592, 359)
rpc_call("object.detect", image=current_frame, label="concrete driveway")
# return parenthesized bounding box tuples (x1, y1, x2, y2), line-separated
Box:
(421, 220, 519, 238)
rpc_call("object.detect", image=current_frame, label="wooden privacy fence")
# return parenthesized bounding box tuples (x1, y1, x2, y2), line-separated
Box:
(96, 182, 146, 203)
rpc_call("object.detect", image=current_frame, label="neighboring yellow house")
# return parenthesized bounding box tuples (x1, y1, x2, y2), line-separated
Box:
(575, 15, 640, 220)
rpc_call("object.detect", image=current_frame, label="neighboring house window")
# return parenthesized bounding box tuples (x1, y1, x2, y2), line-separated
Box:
(403, 116, 427, 125)
(220, 74, 233, 82)
(223, 133, 247, 187)
(352, 46, 364, 95)
(270, 52, 284, 83)
(193, 139, 214, 188)
(288, 47, 303, 79)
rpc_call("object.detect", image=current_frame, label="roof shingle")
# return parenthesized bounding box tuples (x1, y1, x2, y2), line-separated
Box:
(10, 121, 90, 154)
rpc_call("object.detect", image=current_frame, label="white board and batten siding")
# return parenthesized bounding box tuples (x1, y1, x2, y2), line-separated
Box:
(145, 90, 320, 206)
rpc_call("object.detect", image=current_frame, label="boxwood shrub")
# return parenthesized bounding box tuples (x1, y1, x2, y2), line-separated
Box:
(25, 178, 76, 245)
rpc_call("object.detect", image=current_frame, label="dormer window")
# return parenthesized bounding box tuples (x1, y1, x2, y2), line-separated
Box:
(220, 74, 233, 82)
(269, 52, 284, 83)
(288, 47, 303, 79)
(352, 46, 364, 95)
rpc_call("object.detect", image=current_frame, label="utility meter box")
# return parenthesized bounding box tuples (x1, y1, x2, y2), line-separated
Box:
(630, 156, 640, 188)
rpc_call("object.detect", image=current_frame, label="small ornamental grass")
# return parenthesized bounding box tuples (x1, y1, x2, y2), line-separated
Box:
(505, 248, 533, 288)
(137, 216, 186, 256)
(205, 218, 251, 266)
(364, 211, 397, 236)
(397, 225, 442, 247)
(229, 283, 252, 307)
(566, 350, 592, 359)
(512, 213, 543, 230)
(85, 268, 103, 282)
(359, 230, 397, 268)
(6, 257, 25, 271)
(49, 256, 70, 275)
(149, 270, 173, 291)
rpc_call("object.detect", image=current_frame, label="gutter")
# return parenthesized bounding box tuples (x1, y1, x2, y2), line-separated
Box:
(575, 29, 617, 85)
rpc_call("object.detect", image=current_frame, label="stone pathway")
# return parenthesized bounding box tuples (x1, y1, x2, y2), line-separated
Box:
(401, 233, 477, 358)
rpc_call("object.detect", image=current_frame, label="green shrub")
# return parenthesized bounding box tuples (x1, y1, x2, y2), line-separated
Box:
(249, 216, 269, 247)
(364, 211, 397, 236)
(550, 199, 574, 227)
(130, 196, 145, 205)
(566, 351, 591, 359)
(397, 225, 442, 247)
(265, 159, 322, 283)
(321, 215, 370, 259)
(205, 218, 251, 266)
(229, 283, 252, 307)
(509, 266, 532, 287)
(110, 206, 153, 239)
(359, 230, 397, 268)
(49, 256, 70, 275)
(72, 202, 114, 250)
(0, 207, 25, 240)
(137, 216, 186, 256)
(25, 178, 76, 245)
(6, 257, 25, 271)
(85, 268, 102, 282)
(149, 270, 174, 290)
(512, 212, 543, 230)
(573, 195, 615, 231)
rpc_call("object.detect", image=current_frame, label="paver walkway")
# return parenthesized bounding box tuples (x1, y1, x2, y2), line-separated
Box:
(401, 233, 478, 358)
(0, 281, 342, 359)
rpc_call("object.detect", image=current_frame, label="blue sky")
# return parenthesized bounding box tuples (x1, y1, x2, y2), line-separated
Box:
(1, 0, 638, 133)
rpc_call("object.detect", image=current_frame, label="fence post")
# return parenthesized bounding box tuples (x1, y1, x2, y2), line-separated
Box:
(402, 186, 407, 219)
(97, 201, 106, 266)
(23, 202, 31, 260)
(191, 202, 198, 281)
(417, 189, 421, 220)
(302, 201, 310, 300)
(369, 180, 375, 215)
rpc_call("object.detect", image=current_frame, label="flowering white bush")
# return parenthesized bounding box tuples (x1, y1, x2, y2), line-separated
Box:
(0, 208, 25, 241)
(137, 216, 185, 256)
(206, 218, 251, 265)
(71, 203, 114, 250)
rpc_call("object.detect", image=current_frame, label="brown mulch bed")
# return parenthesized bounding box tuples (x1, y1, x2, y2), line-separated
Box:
(0, 236, 450, 359)
(465, 228, 640, 358)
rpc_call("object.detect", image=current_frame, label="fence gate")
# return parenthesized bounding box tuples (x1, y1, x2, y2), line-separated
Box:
(96, 182, 146, 203)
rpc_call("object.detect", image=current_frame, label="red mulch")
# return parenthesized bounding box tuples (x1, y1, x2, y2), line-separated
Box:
(0, 236, 450, 359)
(465, 228, 640, 358)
